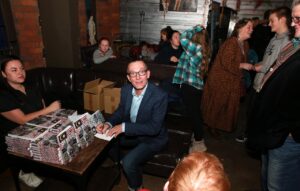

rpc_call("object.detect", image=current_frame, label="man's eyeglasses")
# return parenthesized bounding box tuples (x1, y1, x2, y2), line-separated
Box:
(292, 16, 300, 24)
(127, 70, 147, 78)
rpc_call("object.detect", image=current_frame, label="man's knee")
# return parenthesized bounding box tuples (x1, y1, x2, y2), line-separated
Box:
(122, 156, 137, 173)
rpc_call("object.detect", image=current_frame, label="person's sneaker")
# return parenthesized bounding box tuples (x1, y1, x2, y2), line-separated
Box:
(189, 140, 207, 153)
(128, 186, 140, 191)
(128, 187, 135, 191)
(235, 135, 247, 143)
(19, 170, 43, 188)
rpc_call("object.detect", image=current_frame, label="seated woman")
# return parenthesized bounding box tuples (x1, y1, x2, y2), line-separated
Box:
(93, 37, 115, 64)
(164, 152, 230, 191)
(0, 55, 61, 187)
(155, 30, 183, 65)
(140, 41, 158, 61)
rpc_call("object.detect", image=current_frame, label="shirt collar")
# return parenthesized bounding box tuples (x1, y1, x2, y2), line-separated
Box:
(275, 32, 289, 39)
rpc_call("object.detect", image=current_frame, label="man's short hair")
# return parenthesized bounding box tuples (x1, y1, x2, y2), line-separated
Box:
(126, 60, 148, 73)
(264, 9, 272, 20)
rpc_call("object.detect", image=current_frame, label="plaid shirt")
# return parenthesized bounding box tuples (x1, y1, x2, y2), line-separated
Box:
(172, 25, 204, 90)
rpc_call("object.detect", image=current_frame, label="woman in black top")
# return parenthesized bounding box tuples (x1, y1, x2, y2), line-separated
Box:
(0, 56, 61, 155)
(155, 30, 183, 65)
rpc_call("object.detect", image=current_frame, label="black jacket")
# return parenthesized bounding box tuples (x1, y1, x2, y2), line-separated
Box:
(247, 49, 300, 151)
(154, 44, 183, 65)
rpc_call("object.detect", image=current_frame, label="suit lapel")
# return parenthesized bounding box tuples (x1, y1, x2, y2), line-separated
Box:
(125, 86, 133, 120)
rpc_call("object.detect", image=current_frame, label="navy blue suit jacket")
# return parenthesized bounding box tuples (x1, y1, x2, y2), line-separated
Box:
(107, 82, 168, 152)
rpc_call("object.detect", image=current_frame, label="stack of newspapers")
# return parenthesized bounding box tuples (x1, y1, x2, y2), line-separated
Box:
(5, 109, 107, 165)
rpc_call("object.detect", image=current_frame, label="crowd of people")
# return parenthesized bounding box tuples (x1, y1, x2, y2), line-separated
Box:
(90, 2, 300, 190)
(1, 1, 300, 191)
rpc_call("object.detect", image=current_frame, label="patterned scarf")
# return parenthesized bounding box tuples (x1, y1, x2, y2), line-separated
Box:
(260, 40, 300, 90)
(292, 37, 300, 48)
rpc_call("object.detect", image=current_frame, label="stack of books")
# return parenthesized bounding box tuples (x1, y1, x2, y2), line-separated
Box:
(31, 125, 79, 164)
(5, 109, 107, 165)
(6, 124, 49, 156)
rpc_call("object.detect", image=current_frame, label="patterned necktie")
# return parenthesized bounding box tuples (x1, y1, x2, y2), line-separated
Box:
(292, 37, 300, 47)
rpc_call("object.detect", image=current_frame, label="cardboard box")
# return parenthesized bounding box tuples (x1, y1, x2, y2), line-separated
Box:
(83, 79, 115, 111)
(103, 87, 121, 114)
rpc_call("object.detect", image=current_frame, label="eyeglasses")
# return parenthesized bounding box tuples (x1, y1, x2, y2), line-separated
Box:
(292, 16, 300, 24)
(127, 70, 147, 78)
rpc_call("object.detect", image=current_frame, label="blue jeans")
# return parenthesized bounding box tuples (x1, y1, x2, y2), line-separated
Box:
(109, 136, 156, 189)
(261, 136, 300, 191)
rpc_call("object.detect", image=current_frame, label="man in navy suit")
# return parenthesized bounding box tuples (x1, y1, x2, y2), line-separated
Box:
(97, 60, 168, 191)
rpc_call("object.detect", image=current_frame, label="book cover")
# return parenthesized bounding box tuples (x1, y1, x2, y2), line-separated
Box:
(57, 125, 80, 161)
(89, 110, 105, 128)
(7, 124, 48, 141)
(47, 109, 77, 118)
(69, 113, 89, 148)
(26, 115, 61, 128)
(49, 118, 73, 134)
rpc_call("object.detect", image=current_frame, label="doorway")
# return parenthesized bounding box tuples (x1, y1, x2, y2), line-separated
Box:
(38, 0, 81, 68)
(0, 0, 18, 56)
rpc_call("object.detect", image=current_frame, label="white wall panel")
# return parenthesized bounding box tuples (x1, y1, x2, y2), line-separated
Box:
(119, 0, 292, 44)
(120, 0, 210, 44)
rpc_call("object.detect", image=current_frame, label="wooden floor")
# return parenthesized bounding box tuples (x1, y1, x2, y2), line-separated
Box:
(0, 130, 261, 191)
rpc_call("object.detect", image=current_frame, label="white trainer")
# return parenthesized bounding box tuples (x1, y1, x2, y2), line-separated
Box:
(189, 139, 207, 153)
(19, 170, 43, 188)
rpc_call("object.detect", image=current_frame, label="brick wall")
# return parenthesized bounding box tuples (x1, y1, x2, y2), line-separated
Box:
(96, 0, 120, 42)
(10, 0, 45, 69)
(79, 0, 88, 46)
(79, 0, 121, 46)
(9, 0, 120, 68)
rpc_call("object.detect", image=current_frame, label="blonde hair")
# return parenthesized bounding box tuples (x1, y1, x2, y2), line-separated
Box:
(166, 152, 230, 191)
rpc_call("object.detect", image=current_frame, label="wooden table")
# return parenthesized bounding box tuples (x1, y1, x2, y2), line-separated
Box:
(8, 138, 119, 191)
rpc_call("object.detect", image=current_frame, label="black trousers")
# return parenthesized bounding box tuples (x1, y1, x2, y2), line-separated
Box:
(181, 84, 204, 141)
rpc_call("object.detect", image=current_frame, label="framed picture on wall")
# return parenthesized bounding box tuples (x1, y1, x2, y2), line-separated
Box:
(160, 0, 198, 12)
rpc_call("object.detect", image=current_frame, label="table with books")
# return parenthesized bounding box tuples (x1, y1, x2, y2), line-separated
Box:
(6, 109, 117, 191)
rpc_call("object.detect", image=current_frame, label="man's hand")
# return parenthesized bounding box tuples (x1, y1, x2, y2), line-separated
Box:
(254, 64, 262, 72)
(106, 124, 123, 138)
(240, 63, 255, 71)
(96, 123, 110, 134)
